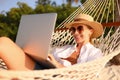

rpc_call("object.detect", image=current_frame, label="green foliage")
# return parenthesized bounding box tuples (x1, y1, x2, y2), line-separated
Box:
(80, 0, 86, 4)
(34, 4, 77, 26)
(66, 0, 86, 6)
(0, 1, 77, 41)
(0, 0, 115, 41)
(0, 2, 35, 41)
(36, 0, 51, 5)
(34, 4, 56, 13)
(56, 5, 77, 26)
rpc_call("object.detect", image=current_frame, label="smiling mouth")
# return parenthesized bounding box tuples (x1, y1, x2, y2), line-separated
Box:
(74, 35, 83, 40)
(74, 36, 80, 40)
(74, 35, 81, 38)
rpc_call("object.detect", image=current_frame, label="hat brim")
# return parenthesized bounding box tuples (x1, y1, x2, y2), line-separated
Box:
(65, 21, 103, 38)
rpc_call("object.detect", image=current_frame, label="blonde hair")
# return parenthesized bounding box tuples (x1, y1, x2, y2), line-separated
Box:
(86, 25, 94, 44)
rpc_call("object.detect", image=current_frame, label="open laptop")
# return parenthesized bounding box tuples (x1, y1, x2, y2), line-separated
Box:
(15, 13, 57, 68)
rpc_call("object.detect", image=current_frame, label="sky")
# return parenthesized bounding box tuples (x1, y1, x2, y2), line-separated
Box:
(0, 0, 80, 13)
(0, 0, 67, 13)
(0, 0, 63, 12)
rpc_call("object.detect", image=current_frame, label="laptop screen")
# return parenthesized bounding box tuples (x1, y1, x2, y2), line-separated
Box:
(15, 13, 57, 60)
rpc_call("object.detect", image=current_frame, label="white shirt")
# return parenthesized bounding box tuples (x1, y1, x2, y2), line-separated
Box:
(51, 43, 102, 67)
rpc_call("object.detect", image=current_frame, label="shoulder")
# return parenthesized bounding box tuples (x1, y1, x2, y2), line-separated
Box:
(81, 43, 103, 62)
(85, 43, 103, 57)
(86, 43, 102, 52)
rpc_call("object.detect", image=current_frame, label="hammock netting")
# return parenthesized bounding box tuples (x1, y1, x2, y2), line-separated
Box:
(0, 0, 120, 80)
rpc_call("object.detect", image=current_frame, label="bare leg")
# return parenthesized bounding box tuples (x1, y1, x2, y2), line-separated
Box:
(0, 37, 35, 70)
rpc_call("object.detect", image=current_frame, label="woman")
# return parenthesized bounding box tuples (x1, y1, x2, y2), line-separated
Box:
(0, 14, 103, 70)
(50, 14, 103, 67)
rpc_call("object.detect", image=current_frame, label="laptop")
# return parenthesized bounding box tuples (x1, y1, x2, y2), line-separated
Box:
(15, 13, 57, 68)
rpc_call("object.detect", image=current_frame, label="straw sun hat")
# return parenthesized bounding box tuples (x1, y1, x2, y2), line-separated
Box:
(65, 14, 103, 38)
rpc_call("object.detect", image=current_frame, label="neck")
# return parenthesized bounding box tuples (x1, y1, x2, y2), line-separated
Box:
(75, 43, 82, 53)
(76, 41, 90, 53)
(77, 41, 90, 47)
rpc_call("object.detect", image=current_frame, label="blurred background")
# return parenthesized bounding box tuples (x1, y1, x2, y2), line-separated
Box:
(0, 0, 86, 41)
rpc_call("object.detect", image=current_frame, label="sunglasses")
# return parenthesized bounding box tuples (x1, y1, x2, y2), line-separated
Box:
(69, 26, 83, 34)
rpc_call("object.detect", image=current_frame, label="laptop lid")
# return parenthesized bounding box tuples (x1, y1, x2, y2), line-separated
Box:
(15, 13, 57, 61)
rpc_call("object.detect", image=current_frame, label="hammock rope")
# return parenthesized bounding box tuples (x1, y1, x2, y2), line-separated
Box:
(116, 0, 120, 15)
(51, 0, 117, 48)
(0, 0, 120, 80)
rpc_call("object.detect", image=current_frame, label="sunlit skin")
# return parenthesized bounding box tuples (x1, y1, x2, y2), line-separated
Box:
(0, 24, 94, 70)
(71, 24, 94, 45)
(48, 24, 94, 68)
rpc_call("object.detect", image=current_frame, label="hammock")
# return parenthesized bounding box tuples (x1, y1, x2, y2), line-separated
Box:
(0, 0, 120, 79)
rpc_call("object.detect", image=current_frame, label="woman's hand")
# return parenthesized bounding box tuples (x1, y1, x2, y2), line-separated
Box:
(48, 53, 64, 68)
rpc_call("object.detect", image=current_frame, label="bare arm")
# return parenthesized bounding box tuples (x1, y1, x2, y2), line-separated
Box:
(48, 53, 65, 68)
